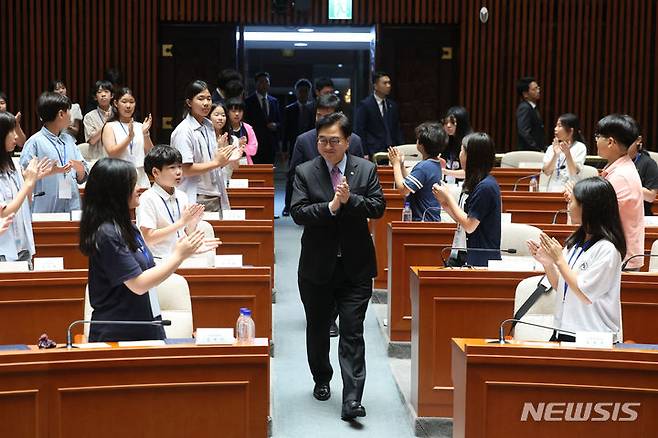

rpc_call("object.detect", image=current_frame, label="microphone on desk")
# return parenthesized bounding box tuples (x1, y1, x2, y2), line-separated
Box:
(621, 252, 658, 271)
(421, 206, 442, 222)
(512, 173, 541, 191)
(552, 209, 568, 224)
(66, 319, 172, 348)
(33, 191, 45, 197)
(440, 246, 517, 267)
(494, 318, 575, 344)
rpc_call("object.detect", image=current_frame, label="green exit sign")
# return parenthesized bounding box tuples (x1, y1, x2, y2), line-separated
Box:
(328, 0, 352, 20)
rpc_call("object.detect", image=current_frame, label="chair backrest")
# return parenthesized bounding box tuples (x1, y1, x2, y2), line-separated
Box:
(183, 220, 215, 268)
(579, 164, 600, 180)
(501, 223, 542, 256)
(650, 240, 658, 272)
(512, 275, 557, 341)
(83, 273, 194, 340)
(500, 151, 545, 168)
(395, 144, 422, 162)
(648, 151, 658, 168)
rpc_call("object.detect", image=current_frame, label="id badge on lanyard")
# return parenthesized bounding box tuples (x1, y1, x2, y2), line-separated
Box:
(58, 174, 72, 199)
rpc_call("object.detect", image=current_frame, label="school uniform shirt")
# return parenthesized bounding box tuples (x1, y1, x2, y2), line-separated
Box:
(633, 150, 658, 216)
(83, 107, 112, 159)
(19, 127, 89, 213)
(541, 141, 587, 192)
(553, 239, 623, 342)
(170, 114, 230, 208)
(0, 169, 35, 260)
(63, 102, 83, 139)
(88, 222, 165, 342)
(136, 183, 189, 259)
(107, 120, 150, 188)
(402, 159, 442, 221)
(602, 155, 644, 269)
(464, 175, 501, 266)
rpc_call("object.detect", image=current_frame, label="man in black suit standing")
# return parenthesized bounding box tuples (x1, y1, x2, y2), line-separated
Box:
(244, 72, 281, 164)
(283, 93, 364, 216)
(355, 71, 404, 159)
(291, 112, 385, 421)
(515, 76, 546, 151)
(283, 79, 314, 160)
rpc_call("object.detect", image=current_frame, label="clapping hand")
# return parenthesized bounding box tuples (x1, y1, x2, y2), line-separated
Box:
(69, 159, 85, 174)
(387, 146, 404, 166)
(335, 176, 350, 204)
(217, 132, 229, 148)
(527, 239, 553, 266)
(196, 237, 222, 254)
(431, 182, 451, 205)
(180, 203, 205, 228)
(215, 144, 237, 167)
(142, 114, 153, 135)
(24, 157, 54, 184)
(539, 233, 564, 263)
(173, 229, 205, 259)
(0, 212, 14, 235)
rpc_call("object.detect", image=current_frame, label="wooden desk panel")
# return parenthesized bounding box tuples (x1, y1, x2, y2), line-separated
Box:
(452, 338, 658, 438)
(232, 164, 274, 187)
(502, 192, 567, 214)
(491, 168, 540, 191)
(376, 165, 395, 189)
(411, 268, 658, 418)
(0, 341, 269, 438)
(227, 187, 274, 220)
(371, 189, 405, 289)
(387, 222, 456, 342)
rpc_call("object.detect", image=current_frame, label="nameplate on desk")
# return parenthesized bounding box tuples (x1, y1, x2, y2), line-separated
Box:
(221, 209, 246, 220)
(518, 162, 542, 169)
(202, 212, 221, 221)
(195, 328, 235, 345)
(644, 216, 658, 226)
(33, 257, 64, 271)
(72, 342, 111, 349)
(488, 257, 539, 271)
(0, 261, 29, 272)
(32, 212, 71, 222)
(228, 179, 249, 188)
(573, 331, 614, 349)
(117, 340, 167, 347)
(215, 254, 243, 267)
(70, 210, 82, 221)
(501, 213, 512, 223)
(179, 257, 212, 269)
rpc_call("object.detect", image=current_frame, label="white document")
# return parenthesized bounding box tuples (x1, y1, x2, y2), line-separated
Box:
(202, 212, 221, 221)
(501, 213, 512, 223)
(72, 342, 111, 349)
(221, 209, 246, 220)
(32, 212, 71, 222)
(195, 328, 235, 345)
(518, 162, 543, 169)
(228, 179, 248, 188)
(70, 210, 82, 221)
(488, 256, 539, 271)
(117, 340, 167, 347)
(0, 261, 30, 272)
(644, 216, 658, 226)
(215, 254, 243, 267)
(33, 257, 64, 271)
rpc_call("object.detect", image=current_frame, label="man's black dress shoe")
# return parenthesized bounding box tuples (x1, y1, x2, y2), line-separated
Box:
(329, 321, 339, 337)
(341, 400, 366, 421)
(313, 383, 331, 401)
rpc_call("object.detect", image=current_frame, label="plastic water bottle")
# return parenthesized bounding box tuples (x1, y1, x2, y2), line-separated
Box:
(235, 308, 255, 344)
(402, 201, 413, 222)
(529, 176, 538, 192)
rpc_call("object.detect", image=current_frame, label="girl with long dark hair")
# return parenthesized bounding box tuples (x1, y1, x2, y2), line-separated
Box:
(101, 86, 153, 187)
(432, 132, 501, 266)
(528, 177, 625, 342)
(541, 113, 587, 191)
(441, 106, 472, 183)
(79, 158, 215, 342)
(225, 97, 258, 165)
(209, 101, 244, 183)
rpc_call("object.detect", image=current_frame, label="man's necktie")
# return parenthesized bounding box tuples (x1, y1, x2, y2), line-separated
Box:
(331, 166, 342, 190)
(261, 96, 269, 117)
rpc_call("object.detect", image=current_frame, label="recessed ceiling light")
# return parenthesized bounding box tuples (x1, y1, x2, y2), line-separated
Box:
(294, 42, 308, 47)
(297, 28, 314, 33)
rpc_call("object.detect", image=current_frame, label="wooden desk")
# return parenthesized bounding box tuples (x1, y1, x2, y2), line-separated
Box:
(491, 168, 540, 191)
(452, 338, 658, 438)
(376, 165, 395, 189)
(226, 187, 274, 220)
(371, 189, 405, 289)
(501, 191, 567, 213)
(232, 164, 274, 187)
(0, 341, 269, 438)
(411, 268, 658, 418)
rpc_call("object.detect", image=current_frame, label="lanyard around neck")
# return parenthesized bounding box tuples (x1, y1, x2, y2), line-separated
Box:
(563, 240, 593, 300)
(118, 121, 134, 155)
(43, 133, 66, 166)
(159, 195, 181, 237)
(135, 232, 154, 267)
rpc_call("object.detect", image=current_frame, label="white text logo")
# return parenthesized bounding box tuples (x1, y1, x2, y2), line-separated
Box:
(520, 402, 640, 422)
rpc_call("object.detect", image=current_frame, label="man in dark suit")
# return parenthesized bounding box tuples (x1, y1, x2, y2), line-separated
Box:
(355, 71, 404, 158)
(283, 78, 314, 158)
(291, 112, 385, 421)
(516, 76, 546, 151)
(244, 72, 281, 164)
(283, 93, 364, 216)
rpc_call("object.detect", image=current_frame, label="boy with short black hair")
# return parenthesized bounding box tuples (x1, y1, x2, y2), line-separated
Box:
(20, 92, 88, 213)
(136, 144, 205, 259)
(388, 122, 447, 221)
(83, 80, 114, 159)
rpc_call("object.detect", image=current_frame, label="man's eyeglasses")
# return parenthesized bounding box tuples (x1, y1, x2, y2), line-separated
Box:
(317, 137, 342, 146)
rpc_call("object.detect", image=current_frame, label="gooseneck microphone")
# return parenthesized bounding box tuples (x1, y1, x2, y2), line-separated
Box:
(440, 246, 517, 267)
(621, 253, 658, 271)
(66, 319, 172, 348)
(494, 318, 575, 344)
(512, 173, 541, 191)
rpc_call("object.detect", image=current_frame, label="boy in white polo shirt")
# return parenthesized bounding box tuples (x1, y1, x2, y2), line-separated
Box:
(136, 144, 205, 259)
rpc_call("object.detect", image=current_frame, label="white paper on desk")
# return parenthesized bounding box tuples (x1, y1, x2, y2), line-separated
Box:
(70, 210, 82, 221)
(117, 340, 167, 347)
(215, 254, 243, 267)
(195, 328, 235, 345)
(574, 331, 613, 349)
(228, 179, 248, 188)
(0, 261, 29, 272)
(33, 257, 64, 271)
(644, 216, 658, 226)
(221, 209, 246, 220)
(32, 212, 71, 222)
(518, 162, 543, 169)
(179, 257, 212, 269)
(488, 256, 538, 271)
(501, 213, 512, 223)
(72, 342, 111, 349)
(202, 212, 221, 221)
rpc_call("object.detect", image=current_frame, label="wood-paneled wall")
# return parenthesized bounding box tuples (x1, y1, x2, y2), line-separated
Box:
(1, 0, 656, 150)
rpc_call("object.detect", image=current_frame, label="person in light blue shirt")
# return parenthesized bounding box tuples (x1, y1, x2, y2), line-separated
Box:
(20, 92, 89, 213)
